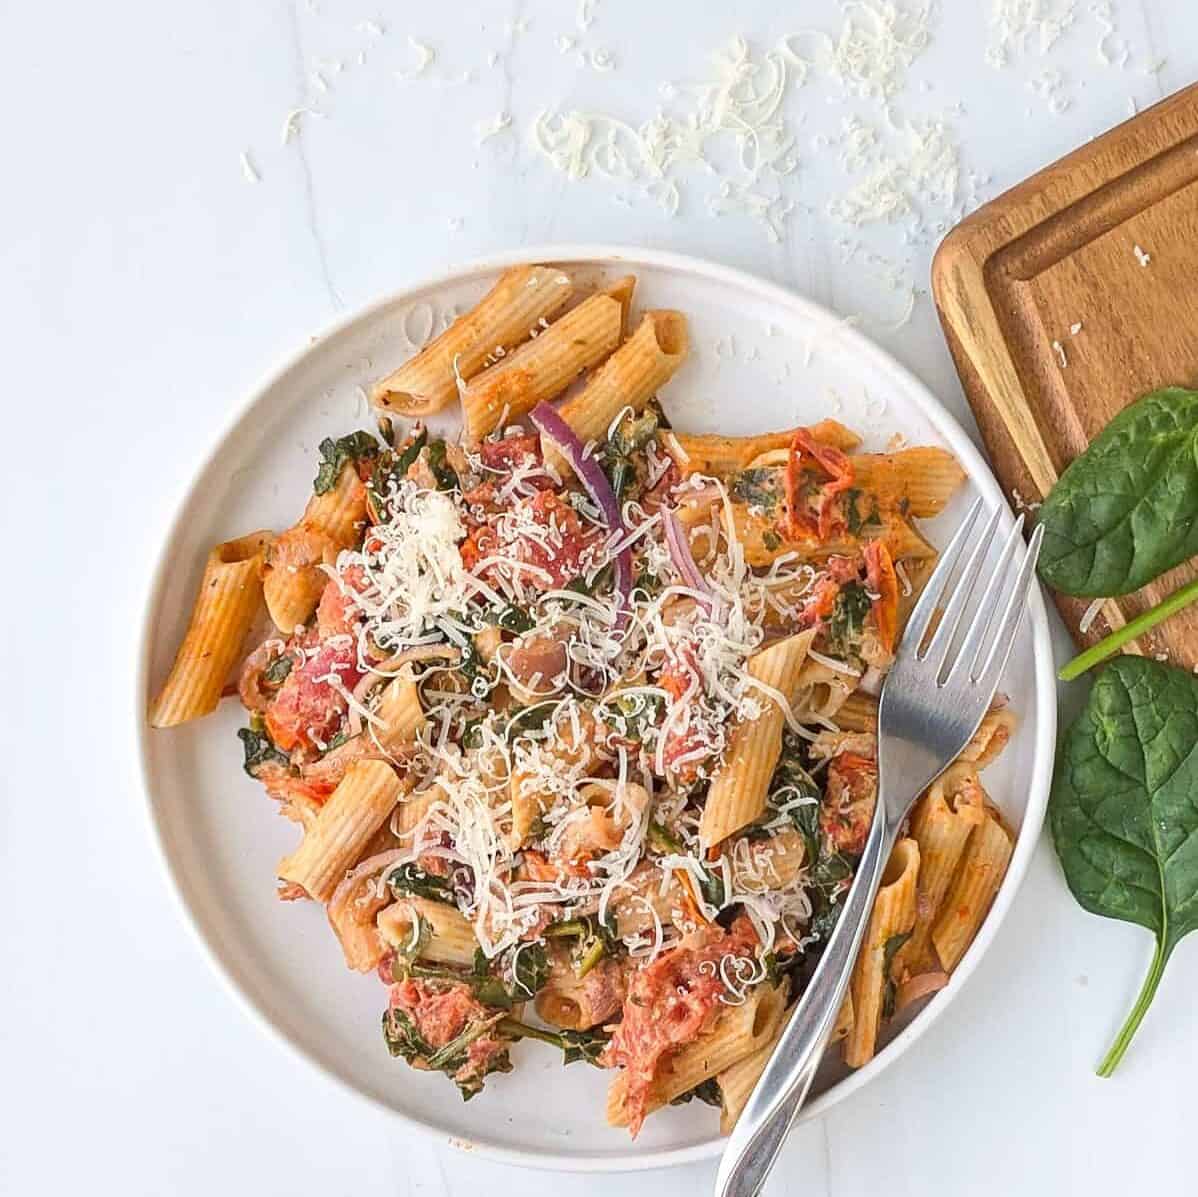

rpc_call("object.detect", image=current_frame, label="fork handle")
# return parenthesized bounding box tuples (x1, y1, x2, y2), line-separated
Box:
(714, 804, 893, 1197)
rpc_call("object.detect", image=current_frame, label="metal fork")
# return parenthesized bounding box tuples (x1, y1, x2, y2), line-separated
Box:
(715, 498, 1044, 1197)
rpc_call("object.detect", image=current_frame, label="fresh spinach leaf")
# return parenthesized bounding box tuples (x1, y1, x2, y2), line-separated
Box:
(1037, 387, 1198, 596)
(237, 726, 289, 778)
(1049, 655, 1198, 1075)
(313, 430, 379, 494)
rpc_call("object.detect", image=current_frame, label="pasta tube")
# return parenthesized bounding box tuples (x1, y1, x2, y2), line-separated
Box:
(371, 265, 575, 414)
(377, 896, 479, 966)
(262, 462, 366, 633)
(607, 982, 787, 1127)
(277, 760, 403, 902)
(699, 629, 817, 849)
(931, 810, 1013, 971)
(666, 418, 861, 478)
(149, 530, 273, 727)
(461, 278, 633, 440)
(843, 837, 920, 1068)
(542, 309, 688, 477)
(899, 764, 986, 976)
(831, 694, 1016, 767)
(849, 447, 966, 517)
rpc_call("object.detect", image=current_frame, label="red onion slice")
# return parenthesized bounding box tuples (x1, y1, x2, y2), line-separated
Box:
(530, 401, 633, 628)
(663, 509, 713, 604)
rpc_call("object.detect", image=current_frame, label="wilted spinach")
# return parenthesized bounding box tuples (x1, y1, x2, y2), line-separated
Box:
(387, 863, 455, 903)
(1049, 656, 1198, 1075)
(382, 1006, 512, 1100)
(498, 1018, 609, 1067)
(313, 430, 379, 494)
(237, 725, 289, 778)
(670, 1078, 722, 1108)
(1037, 387, 1198, 596)
(544, 915, 619, 978)
(731, 468, 782, 514)
(425, 438, 460, 491)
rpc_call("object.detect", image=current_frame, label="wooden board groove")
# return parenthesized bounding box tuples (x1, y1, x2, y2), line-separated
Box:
(933, 82, 1198, 665)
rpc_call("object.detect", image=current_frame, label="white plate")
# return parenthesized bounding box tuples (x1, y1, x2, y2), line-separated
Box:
(136, 246, 1056, 1172)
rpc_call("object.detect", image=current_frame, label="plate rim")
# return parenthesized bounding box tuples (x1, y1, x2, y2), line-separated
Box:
(133, 243, 1057, 1173)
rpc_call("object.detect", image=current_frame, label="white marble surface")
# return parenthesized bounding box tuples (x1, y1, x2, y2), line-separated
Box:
(4, 2, 1197, 1194)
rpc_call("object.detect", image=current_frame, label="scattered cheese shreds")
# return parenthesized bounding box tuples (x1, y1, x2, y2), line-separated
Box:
(240, 150, 260, 184)
(476, 112, 513, 144)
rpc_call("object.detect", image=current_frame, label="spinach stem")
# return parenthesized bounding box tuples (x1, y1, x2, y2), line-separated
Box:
(1096, 937, 1169, 1078)
(1058, 576, 1198, 681)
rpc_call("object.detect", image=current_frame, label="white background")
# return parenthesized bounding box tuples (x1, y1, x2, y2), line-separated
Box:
(3, 2, 1196, 1195)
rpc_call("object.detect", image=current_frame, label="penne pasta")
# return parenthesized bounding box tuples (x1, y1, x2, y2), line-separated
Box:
(460, 279, 633, 441)
(666, 419, 861, 478)
(843, 837, 920, 1068)
(898, 764, 986, 976)
(931, 810, 1013, 971)
(607, 982, 788, 1127)
(371, 674, 427, 752)
(262, 461, 366, 633)
(699, 629, 818, 848)
(277, 760, 404, 903)
(849, 447, 967, 517)
(377, 895, 479, 966)
(542, 309, 688, 477)
(830, 694, 1016, 768)
(327, 849, 403, 972)
(149, 530, 273, 727)
(371, 265, 575, 414)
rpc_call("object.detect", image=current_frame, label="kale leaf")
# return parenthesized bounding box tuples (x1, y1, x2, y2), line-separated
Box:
(1049, 656, 1198, 1075)
(1037, 387, 1198, 596)
(313, 430, 379, 494)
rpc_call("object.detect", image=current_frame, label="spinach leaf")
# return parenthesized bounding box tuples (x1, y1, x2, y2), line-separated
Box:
(261, 653, 293, 688)
(544, 915, 618, 978)
(497, 1018, 609, 1067)
(425, 438, 459, 491)
(843, 487, 882, 536)
(387, 863, 454, 903)
(313, 430, 379, 494)
(670, 1078, 722, 1108)
(382, 1007, 512, 1100)
(1037, 387, 1198, 596)
(237, 726, 289, 778)
(509, 942, 551, 999)
(493, 604, 535, 634)
(824, 582, 871, 658)
(881, 930, 913, 1020)
(1049, 656, 1198, 1075)
(731, 468, 782, 513)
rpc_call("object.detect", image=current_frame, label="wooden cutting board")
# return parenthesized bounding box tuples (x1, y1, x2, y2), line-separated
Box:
(932, 82, 1198, 667)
